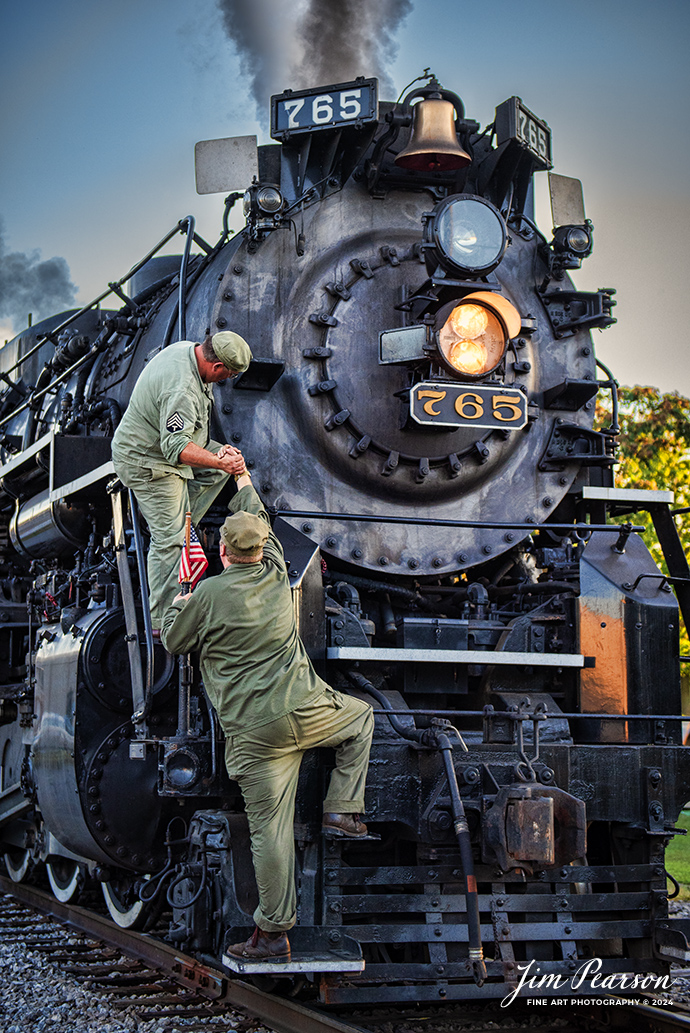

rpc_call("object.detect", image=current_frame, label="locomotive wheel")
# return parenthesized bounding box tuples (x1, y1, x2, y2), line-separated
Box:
(102, 876, 152, 930)
(4, 847, 32, 883)
(46, 858, 84, 902)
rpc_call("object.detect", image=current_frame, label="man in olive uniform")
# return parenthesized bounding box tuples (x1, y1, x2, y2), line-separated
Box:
(161, 470, 374, 961)
(111, 331, 252, 630)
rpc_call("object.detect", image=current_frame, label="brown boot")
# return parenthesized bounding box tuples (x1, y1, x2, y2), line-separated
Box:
(322, 813, 368, 839)
(224, 926, 291, 960)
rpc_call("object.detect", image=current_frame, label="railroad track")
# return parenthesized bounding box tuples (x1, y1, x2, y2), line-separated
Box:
(0, 875, 362, 1033)
(3, 873, 690, 1033)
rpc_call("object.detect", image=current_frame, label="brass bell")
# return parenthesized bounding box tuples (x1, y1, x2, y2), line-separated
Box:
(395, 97, 471, 172)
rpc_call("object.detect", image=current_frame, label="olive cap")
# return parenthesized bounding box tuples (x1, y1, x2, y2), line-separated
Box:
(211, 331, 252, 372)
(220, 511, 268, 556)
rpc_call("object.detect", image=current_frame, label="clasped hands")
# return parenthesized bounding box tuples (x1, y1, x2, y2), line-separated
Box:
(216, 442, 246, 476)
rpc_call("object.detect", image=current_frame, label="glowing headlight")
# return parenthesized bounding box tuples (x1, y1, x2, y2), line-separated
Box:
(436, 291, 521, 379)
(424, 194, 507, 278)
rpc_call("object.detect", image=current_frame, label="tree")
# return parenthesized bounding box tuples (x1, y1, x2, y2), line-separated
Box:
(597, 385, 690, 660)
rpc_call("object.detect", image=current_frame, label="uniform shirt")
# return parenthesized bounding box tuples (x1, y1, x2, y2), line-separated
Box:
(111, 341, 221, 479)
(160, 484, 329, 733)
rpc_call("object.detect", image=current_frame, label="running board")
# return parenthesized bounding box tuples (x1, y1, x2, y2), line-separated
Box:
(222, 927, 364, 975)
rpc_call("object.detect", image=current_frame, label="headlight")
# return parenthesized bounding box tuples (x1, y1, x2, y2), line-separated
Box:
(424, 194, 507, 278)
(165, 748, 201, 789)
(256, 186, 283, 213)
(243, 185, 284, 219)
(436, 291, 521, 379)
(552, 224, 592, 256)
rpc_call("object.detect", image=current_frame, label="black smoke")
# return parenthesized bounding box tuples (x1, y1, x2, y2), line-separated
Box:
(295, 0, 412, 96)
(216, 0, 412, 117)
(0, 220, 77, 336)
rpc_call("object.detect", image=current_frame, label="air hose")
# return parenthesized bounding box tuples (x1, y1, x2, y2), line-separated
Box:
(345, 671, 486, 985)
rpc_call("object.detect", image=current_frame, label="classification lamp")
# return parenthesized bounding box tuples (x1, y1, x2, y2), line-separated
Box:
(243, 184, 285, 218)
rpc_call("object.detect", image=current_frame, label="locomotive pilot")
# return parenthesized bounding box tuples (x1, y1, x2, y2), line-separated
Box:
(160, 469, 374, 962)
(111, 331, 251, 632)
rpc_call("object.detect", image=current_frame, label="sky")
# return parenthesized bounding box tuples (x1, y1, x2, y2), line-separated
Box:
(1, 0, 689, 394)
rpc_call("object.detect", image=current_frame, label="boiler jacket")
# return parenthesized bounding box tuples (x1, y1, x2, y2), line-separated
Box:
(161, 484, 373, 932)
(111, 341, 228, 627)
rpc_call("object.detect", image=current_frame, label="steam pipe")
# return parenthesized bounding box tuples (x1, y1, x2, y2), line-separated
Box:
(346, 670, 485, 986)
(22, 366, 52, 449)
(127, 490, 154, 714)
(345, 670, 423, 742)
(177, 217, 195, 341)
(596, 357, 620, 435)
(278, 510, 644, 534)
(436, 730, 486, 986)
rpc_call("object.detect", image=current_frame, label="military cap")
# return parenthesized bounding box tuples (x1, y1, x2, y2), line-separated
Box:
(221, 511, 269, 556)
(211, 331, 252, 372)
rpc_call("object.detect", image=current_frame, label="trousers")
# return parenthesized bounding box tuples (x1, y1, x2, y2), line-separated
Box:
(112, 459, 229, 627)
(225, 689, 374, 932)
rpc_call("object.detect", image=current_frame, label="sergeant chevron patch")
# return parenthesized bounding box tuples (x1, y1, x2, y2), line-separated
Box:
(166, 411, 185, 432)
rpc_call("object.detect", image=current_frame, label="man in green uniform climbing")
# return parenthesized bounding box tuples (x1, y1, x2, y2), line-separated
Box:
(111, 330, 252, 631)
(160, 469, 374, 962)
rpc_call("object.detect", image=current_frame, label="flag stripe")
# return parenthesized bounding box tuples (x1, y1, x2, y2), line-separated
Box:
(178, 525, 208, 589)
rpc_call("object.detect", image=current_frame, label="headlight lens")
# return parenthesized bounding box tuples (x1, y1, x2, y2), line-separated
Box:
(257, 186, 283, 213)
(436, 291, 522, 379)
(427, 194, 507, 277)
(564, 226, 591, 253)
(439, 303, 505, 376)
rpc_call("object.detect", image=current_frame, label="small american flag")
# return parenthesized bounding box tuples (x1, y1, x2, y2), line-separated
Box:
(178, 524, 208, 589)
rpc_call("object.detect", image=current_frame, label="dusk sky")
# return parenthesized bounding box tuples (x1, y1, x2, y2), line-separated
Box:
(1, 0, 688, 394)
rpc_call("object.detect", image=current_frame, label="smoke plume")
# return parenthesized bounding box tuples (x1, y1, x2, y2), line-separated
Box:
(217, 0, 412, 117)
(0, 220, 77, 336)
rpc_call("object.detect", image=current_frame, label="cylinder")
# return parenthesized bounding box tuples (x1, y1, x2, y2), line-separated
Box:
(10, 490, 90, 558)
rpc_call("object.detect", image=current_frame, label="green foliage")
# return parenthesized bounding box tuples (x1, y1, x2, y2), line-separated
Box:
(666, 810, 690, 891)
(596, 385, 690, 657)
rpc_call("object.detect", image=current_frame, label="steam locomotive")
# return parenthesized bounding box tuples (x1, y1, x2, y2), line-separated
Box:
(2, 73, 690, 1005)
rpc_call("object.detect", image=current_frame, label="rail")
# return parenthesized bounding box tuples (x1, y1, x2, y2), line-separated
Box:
(3, 876, 690, 1032)
(0, 875, 366, 1033)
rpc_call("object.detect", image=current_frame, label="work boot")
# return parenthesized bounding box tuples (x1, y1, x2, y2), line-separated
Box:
(224, 926, 291, 960)
(322, 813, 368, 839)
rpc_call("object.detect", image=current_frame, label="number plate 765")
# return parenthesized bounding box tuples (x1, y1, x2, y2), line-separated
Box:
(409, 382, 528, 430)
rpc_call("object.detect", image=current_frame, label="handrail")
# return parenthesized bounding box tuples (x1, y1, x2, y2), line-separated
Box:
(0, 217, 217, 432)
(276, 509, 644, 534)
(5, 217, 214, 366)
